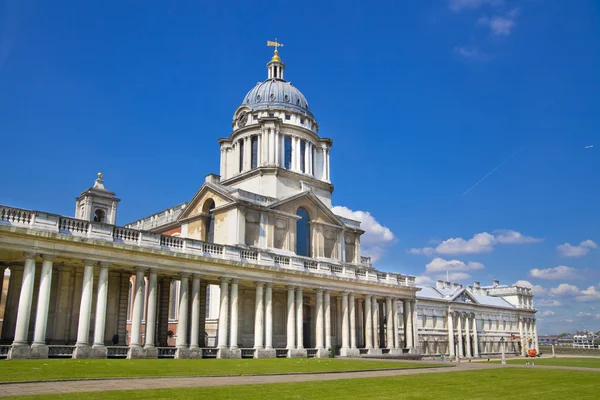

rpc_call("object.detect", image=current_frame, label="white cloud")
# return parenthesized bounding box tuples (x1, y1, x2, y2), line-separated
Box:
(529, 266, 579, 280)
(332, 206, 395, 262)
(454, 46, 490, 61)
(576, 312, 592, 317)
(444, 272, 471, 281)
(595, 314, 600, 320)
(513, 280, 547, 296)
(538, 299, 562, 307)
(478, 8, 520, 36)
(541, 310, 555, 317)
(557, 240, 598, 257)
(415, 275, 434, 286)
(410, 230, 541, 256)
(425, 257, 485, 274)
(549, 283, 580, 297)
(448, 0, 502, 12)
(576, 285, 600, 302)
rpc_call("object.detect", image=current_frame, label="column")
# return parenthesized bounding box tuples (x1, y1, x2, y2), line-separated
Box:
(372, 297, 379, 349)
(92, 263, 109, 348)
(254, 282, 264, 349)
(365, 295, 373, 349)
(465, 314, 472, 358)
(321, 146, 327, 181)
(447, 310, 455, 356)
(326, 148, 330, 181)
(217, 278, 229, 349)
(523, 318, 529, 352)
(336, 296, 342, 346)
(393, 299, 400, 349)
(357, 299, 364, 348)
(286, 286, 295, 349)
(533, 319, 539, 352)
(341, 292, 349, 351)
(265, 283, 273, 350)
(76, 261, 96, 347)
(349, 293, 357, 349)
(457, 312, 463, 357)
(472, 315, 479, 357)
(144, 270, 158, 348)
(12, 253, 36, 346)
(230, 279, 239, 349)
(189, 275, 201, 349)
(386, 297, 393, 349)
(412, 300, 419, 350)
(518, 317, 525, 356)
(32, 255, 54, 348)
(274, 130, 280, 167)
(324, 291, 331, 349)
(403, 299, 412, 348)
(315, 290, 324, 349)
(175, 275, 189, 348)
(296, 288, 303, 349)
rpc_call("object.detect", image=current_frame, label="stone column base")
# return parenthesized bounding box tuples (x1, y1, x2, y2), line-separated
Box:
(89, 345, 108, 359)
(288, 348, 307, 358)
(389, 348, 404, 355)
(174, 348, 191, 359)
(73, 344, 94, 359)
(126, 345, 145, 359)
(30, 344, 49, 359)
(188, 347, 203, 359)
(255, 348, 276, 359)
(216, 348, 240, 359)
(340, 347, 360, 357)
(142, 346, 158, 359)
(315, 348, 330, 358)
(7, 345, 32, 360)
(367, 348, 383, 356)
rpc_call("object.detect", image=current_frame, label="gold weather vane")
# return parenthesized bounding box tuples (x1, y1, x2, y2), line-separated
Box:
(267, 38, 284, 61)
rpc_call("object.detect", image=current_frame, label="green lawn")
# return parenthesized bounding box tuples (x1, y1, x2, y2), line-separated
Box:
(490, 357, 600, 368)
(0, 358, 439, 382)
(8, 369, 600, 400)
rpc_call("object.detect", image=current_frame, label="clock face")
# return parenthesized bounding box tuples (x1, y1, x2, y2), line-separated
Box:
(238, 112, 248, 128)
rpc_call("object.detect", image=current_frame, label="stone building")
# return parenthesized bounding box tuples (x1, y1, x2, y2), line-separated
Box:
(0, 46, 538, 360)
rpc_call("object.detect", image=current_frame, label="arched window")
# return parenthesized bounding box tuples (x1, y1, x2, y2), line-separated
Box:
(93, 209, 105, 223)
(251, 136, 258, 169)
(296, 207, 311, 257)
(239, 139, 244, 172)
(203, 199, 216, 243)
(284, 136, 292, 169)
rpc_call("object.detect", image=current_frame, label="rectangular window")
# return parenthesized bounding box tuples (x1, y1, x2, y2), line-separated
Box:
(251, 136, 258, 169)
(300, 118, 305, 125)
(253, 114, 258, 121)
(285, 114, 291, 120)
(239, 140, 244, 172)
(284, 136, 292, 169)
(269, 113, 275, 117)
(300, 140, 306, 173)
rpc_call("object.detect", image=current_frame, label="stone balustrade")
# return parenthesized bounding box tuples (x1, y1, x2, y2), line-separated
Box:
(0, 204, 420, 288)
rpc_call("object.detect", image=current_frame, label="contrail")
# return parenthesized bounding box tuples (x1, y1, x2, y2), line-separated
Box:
(461, 147, 524, 197)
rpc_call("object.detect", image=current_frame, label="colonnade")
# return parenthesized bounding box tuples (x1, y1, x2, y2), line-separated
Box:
(1, 252, 417, 359)
(519, 316, 539, 355)
(447, 310, 479, 359)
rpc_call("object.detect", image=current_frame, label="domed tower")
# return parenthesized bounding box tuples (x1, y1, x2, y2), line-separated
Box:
(218, 42, 334, 206)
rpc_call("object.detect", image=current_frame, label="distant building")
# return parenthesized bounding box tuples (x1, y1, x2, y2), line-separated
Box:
(538, 335, 558, 346)
(557, 334, 574, 347)
(573, 330, 597, 349)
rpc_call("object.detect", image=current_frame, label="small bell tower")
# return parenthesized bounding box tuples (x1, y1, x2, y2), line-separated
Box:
(74, 173, 120, 225)
(266, 39, 285, 80)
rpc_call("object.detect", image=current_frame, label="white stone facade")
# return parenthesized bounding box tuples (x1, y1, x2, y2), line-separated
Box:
(0, 48, 537, 360)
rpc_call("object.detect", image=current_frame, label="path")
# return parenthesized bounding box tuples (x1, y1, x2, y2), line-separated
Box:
(0, 362, 597, 397)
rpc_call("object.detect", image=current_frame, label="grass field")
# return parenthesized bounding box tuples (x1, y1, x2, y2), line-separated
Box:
(491, 357, 600, 368)
(7, 368, 599, 400)
(0, 358, 439, 382)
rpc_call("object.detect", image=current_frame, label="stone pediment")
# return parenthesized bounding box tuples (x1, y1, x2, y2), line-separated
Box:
(451, 289, 478, 305)
(268, 191, 346, 228)
(178, 183, 237, 221)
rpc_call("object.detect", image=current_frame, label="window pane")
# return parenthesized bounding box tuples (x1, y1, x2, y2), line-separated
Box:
(284, 136, 292, 169)
(251, 136, 258, 169)
(296, 207, 311, 257)
(239, 140, 244, 172)
(300, 140, 306, 173)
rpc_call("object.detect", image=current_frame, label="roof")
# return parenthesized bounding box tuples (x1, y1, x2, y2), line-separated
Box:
(243, 78, 315, 119)
(416, 285, 516, 309)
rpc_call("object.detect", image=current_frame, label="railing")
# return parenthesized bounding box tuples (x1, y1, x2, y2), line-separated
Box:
(0, 205, 418, 288)
(157, 347, 176, 358)
(359, 348, 369, 355)
(202, 348, 218, 358)
(382, 348, 391, 354)
(107, 346, 128, 358)
(275, 349, 289, 358)
(48, 345, 75, 358)
(306, 349, 318, 358)
(59, 217, 89, 234)
(0, 345, 10, 358)
(161, 235, 184, 249)
(240, 250, 258, 261)
(241, 348, 256, 358)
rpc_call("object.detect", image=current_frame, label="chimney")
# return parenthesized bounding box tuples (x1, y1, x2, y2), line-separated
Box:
(474, 281, 481, 288)
(205, 173, 221, 184)
(436, 280, 444, 289)
(493, 279, 499, 287)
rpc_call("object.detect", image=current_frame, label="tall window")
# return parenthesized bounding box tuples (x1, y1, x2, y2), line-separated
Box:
(296, 207, 311, 257)
(251, 136, 258, 169)
(300, 140, 306, 173)
(239, 139, 244, 172)
(203, 199, 216, 243)
(284, 136, 292, 169)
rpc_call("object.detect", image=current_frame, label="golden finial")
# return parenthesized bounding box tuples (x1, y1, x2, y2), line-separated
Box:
(97, 172, 103, 180)
(267, 38, 284, 61)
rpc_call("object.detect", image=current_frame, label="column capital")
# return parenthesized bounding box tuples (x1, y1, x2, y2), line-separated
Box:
(255, 281, 265, 287)
(265, 282, 273, 288)
(287, 285, 297, 290)
(23, 251, 37, 260)
(230, 278, 239, 284)
(41, 254, 57, 262)
(315, 288, 324, 294)
(83, 259, 98, 267)
(192, 273, 203, 280)
(98, 261, 111, 269)
(220, 276, 231, 283)
(135, 266, 148, 274)
(179, 272, 191, 279)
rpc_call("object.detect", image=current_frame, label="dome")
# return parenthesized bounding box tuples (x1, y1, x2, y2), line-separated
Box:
(243, 78, 314, 119)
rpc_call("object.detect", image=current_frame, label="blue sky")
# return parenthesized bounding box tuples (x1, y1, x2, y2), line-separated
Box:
(0, 0, 598, 334)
